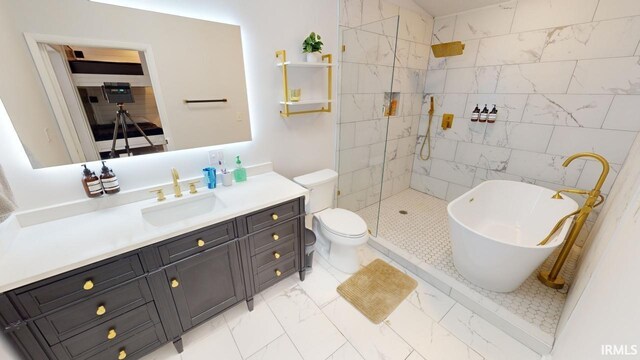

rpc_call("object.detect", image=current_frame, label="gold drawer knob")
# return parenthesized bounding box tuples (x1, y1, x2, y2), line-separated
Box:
(197, 239, 205, 247)
(171, 279, 180, 288)
(96, 305, 106, 316)
(83, 280, 94, 291)
(118, 349, 127, 360)
(271, 213, 278, 221)
(275, 269, 282, 277)
(273, 252, 281, 259)
(107, 328, 117, 340)
(272, 233, 280, 241)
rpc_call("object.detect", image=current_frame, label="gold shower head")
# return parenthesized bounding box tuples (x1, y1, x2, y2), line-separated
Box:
(430, 41, 465, 58)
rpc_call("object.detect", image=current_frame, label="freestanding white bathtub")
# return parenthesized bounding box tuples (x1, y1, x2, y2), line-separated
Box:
(447, 180, 579, 292)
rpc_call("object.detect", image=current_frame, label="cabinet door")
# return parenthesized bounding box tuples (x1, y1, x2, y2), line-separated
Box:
(165, 241, 244, 331)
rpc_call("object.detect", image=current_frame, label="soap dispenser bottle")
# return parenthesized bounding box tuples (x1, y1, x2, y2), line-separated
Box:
(233, 156, 247, 182)
(488, 105, 498, 123)
(471, 104, 481, 122)
(81, 164, 103, 198)
(99, 161, 120, 194)
(479, 104, 489, 123)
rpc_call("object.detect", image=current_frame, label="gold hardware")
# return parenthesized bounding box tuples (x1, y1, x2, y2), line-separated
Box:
(188, 181, 200, 194)
(442, 114, 454, 129)
(272, 233, 280, 241)
(431, 41, 465, 58)
(271, 213, 279, 221)
(342, 45, 346, 52)
(274, 252, 281, 259)
(171, 168, 183, 198)
(171, 279, 180, 288)
(118, 349, 127, 360)
(275, 269, 282, 277)
(337, 190, 341, 196)
(96, 305, 106, 316)
(197, 239, 205, 247)
(149, 189, 166, 202)
(276, 49, 332, 117)
(107, 328, 117, 340)
(538, 152, 610, 289)
(83, 280, 94, 291)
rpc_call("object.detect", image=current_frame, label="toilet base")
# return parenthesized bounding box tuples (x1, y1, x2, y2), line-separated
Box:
(329, 243, 362, 273)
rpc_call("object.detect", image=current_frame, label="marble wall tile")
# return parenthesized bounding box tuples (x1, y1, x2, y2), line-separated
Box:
(593, 0, 640, 21)
(339, 123, 356, 150)
(435, 117, 486, 144)
(446, 183, 472, 201)
(576, 161, 621, 194)
(360, 16, 400, 37)
(453, 1, 517, 40)
(464, 94, 528, 122)
(410, 173, 449, 198)
(568, 57, 640, 94)
(369, 141, 386, 166)
(496, 61, 576, 94)
(483, 122, 554, 152)
(338, 146, 370, 173)
(361, 0, 399, 24)
(602, 95, 640, 131)
(454, 142, 512, 171)
(408, 42, 430, 70)
(378, 35, 397, 66)
(430, 158, 477, 187)
(506, 150, 585, 186)
(441, 40, 481, 70)
(511, 0, 600, 33)
(340, 0, 363, 27)
(358, 64, 394, 93)
(473, 168, 536, 187)
(424, 70, 446, 93)
(340, 62, 359, 94)
(397, 136, 416, 158)
(387, 116, 413, 139)
(352, 165, 383, 192)
(338, 171, 353, 196)
(355, 119, 386, 146)
(477, 31, 548, 66)
(337, 188, 367, 211)
(546, 127, 637, 164)
(340, 94, 375, 122)
(394, 39, 411, 67)
(431, 94, 469, 117)
(540, 17, 640, 62)
(342, 29, 379, 64)
(521, 94, 614, 128)
(444, 66, 500, 94)
(432, 16, 455, 43)
(398, 7, 430, 43)
(420, 136, 458, 161)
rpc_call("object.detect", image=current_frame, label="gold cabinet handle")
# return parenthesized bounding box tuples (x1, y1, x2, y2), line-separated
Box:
(273, 252, 281, 259)
(83, 280, 94, 291)
(271, 213, 278, 221)
(275, 269, 282, 277)
(107, 328, 117, 340)
(197, 239, 205, 247)
(171, 279, 180, 288)
(96, 305, 106, 316)
(272, 233, 280, 241)
(118, 349, 127, 360)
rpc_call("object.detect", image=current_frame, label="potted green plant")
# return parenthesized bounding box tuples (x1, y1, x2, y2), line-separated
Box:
(302, 32, 324, 62)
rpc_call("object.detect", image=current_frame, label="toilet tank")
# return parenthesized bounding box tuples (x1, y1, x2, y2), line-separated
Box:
(293, 169, 338, 213)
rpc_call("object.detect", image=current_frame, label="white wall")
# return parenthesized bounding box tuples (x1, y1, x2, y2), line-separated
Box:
(553, 134, 640, 359)
(0, 0, 338, 211)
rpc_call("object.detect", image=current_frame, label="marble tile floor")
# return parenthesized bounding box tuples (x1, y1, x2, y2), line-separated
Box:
(141, 245, 540, 360)
(357, 188, 581, 355)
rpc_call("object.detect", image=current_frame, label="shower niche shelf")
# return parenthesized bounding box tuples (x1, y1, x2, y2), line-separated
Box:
(275, 49, 332, 117)
(384, 92, 400, 117)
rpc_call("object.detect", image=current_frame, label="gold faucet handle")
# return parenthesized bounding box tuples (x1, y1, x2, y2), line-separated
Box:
(149, 189, 166, 202)
(188, 181, 200, 194)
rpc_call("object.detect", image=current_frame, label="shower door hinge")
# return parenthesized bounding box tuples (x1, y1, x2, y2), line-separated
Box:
(337, 190, 341, 196)
(342, 45, 346, 52)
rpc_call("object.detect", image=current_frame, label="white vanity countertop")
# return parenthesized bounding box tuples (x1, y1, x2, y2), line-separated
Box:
(0, 172, 308, 293)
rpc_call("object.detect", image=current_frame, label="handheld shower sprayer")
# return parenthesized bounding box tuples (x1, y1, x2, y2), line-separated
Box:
(419, 96, 435, 161)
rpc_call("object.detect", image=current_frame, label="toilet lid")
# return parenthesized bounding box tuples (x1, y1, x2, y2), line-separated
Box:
(319, 208, 368, 237)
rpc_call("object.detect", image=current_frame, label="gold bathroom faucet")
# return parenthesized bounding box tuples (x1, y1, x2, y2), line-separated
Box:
(538, 152, 609, 289)
(171, 168, 183, 198)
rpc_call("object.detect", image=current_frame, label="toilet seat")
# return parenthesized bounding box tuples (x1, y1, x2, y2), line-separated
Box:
(318, 208, 368, 238)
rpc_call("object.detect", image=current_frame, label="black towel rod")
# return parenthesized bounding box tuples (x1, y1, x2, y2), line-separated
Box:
(183, 99, 228, 104)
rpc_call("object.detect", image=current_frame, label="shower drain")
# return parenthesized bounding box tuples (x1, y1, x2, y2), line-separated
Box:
(399, 210, 408, 215)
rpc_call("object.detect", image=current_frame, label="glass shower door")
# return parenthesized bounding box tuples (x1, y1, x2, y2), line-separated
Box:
(337, 16, 399, 237)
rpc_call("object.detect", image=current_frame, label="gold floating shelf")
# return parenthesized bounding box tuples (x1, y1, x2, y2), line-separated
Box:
(276, 49, 332, 117)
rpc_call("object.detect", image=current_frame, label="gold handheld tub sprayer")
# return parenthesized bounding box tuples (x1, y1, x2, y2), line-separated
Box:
(537, 152, 609, 289)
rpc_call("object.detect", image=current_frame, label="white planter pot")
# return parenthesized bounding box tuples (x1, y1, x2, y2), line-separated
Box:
(305, 52, 322, 62)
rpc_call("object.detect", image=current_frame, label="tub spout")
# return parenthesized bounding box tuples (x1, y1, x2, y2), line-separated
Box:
(538, 152, 610, 289)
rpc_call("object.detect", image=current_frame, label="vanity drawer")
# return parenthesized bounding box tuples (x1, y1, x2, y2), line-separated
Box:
(252, 239, 297, 273)
(35, 278, 153, 346)
(249, 219, 299, 255)
(15, 255, 144, 317)
(245, 199, 300, 233)
(51, 303, 161, 360)
(158, 221, 235, 265)
(255, 256, 297, 292)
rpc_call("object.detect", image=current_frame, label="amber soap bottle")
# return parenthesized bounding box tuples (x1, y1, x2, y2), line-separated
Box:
(100, 161, 120, 195)
(81, 165, 103, 198)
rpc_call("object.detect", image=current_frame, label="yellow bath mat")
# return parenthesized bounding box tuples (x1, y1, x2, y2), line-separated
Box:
(337, 259, 418, 324)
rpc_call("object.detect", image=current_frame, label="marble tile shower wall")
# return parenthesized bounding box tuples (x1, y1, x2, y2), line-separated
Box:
(412, 0, 640, 244)
(337, 0, 434, 213)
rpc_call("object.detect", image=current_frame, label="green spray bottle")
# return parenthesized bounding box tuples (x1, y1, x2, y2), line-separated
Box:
(234, 155, 247, 182)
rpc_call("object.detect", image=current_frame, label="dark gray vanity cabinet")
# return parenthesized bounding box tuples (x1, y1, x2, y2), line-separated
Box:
(0, 196, 306, 360)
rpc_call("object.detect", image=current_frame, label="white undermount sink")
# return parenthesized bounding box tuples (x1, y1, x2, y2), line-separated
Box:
(141, 191, 225, 226)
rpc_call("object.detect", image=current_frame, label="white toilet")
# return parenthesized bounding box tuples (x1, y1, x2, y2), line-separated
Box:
(293, 169, 369, 273)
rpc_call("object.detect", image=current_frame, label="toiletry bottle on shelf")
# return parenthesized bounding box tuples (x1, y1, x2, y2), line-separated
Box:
(488, 105, 498, 123)
(234, 156, 247, 182)
(479, 104, 489, 123)
(471, 104, 481, 122)
(81, 164, 103, 198)
(99, 161, 120, 194)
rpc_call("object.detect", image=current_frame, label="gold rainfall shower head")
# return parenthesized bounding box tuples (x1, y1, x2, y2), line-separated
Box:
(430, 41, 465, 58)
